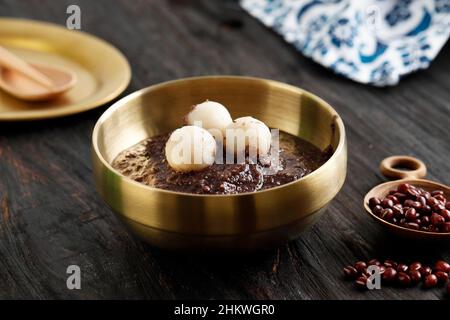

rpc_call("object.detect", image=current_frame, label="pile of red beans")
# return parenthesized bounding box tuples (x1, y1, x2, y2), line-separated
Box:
(343, 259, 450, 296)
(368, 183, 450, 232)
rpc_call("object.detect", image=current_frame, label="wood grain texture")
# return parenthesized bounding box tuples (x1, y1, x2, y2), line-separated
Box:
(0, 0, 449, 299)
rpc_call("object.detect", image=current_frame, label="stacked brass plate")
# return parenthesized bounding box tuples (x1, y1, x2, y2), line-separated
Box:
(0, 18, 131, 121)
(92, 76, 347, 251)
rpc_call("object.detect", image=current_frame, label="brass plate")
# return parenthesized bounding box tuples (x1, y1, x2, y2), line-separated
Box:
(0, 18, 131, 121)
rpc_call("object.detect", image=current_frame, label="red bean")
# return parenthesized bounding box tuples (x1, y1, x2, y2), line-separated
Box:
(411, 201, 422, 210)
(397, 272, 411, 287)
(355, 276, 368, 290)
(368, 259, 381, 266)
(409, 262, 422, 271)
(406, 188, 421, 198)
(440, 209, 450, 222)
(380, 209, 394, 221)
(423, 274, 438, 288)
(418, 196, 427, 206)
(404, 199, 416, 208)
(406, 222, 419, 230)
(442, 222, 450, 233)
(421, 216, 430, 225)
(409, 270, 422, 284)
(373, 205, 383, 216)
(386, 195, 399, 204)
(397, 264, 409, 273)
(392, 205, 403, 218)
(381, 199, 394, 208)
(419, 266, 432, 277)
(434, 260, 450, 273)
(393, 193, 407, 202)
(435, 271, 448, 285)
(382, 267, 397, 282)
(431, 213, 445, 226)
(368, 197, 381, 209)
(422, 205, 432, 214)
(398, 183, 411, 194)
(354, 261, 367, 273)
(383, 260, 397, 268)
(405, 208, 417, 221)
(343, 266, 359, 280)
(427, 197, 439, 207)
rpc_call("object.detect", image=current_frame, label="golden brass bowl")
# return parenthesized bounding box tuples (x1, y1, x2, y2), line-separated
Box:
(92, 76, 347, 251)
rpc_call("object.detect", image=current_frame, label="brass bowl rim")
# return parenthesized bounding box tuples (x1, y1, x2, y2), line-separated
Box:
(363, 178, 450, 238)
(0, 17, 132, 121)
(92, 75, 346, 198)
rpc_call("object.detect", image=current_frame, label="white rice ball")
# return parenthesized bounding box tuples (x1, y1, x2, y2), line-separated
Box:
(186, 100, 233, 134)
(165, 126, 216, 172)
(225, 116, 272, 158)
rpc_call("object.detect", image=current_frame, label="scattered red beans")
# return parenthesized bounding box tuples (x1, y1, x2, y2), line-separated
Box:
(368, 183, 449, 233)
(343, 259, 449, 296)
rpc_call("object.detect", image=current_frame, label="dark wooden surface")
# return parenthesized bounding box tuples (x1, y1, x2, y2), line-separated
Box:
(0, 0, 449, 300)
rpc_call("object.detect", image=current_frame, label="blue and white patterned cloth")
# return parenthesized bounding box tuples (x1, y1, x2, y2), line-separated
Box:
(241, 0, 450, 86)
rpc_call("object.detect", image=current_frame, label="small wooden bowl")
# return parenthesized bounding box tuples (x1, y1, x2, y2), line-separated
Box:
(364, 156, 450, 239)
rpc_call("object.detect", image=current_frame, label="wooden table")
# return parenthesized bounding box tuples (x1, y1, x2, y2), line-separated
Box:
(0, 0, 449, 300)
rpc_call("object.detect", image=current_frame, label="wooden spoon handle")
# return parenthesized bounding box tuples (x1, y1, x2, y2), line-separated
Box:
(0, 46, 54, 89)
(380, 155, 427, 180)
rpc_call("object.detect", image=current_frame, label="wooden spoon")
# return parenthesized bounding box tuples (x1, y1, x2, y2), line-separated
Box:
(0, 46, 76, 101)
(364, 155, 450, 239)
